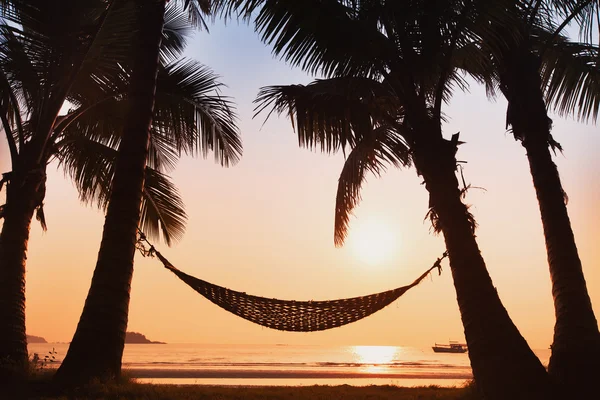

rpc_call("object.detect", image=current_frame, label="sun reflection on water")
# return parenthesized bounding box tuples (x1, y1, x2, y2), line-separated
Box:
(351, 345, 399, 373)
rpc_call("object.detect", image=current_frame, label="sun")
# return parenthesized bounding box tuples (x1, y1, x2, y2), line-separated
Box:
(349, 218, 398, 266)
(351, 345, 399, 373)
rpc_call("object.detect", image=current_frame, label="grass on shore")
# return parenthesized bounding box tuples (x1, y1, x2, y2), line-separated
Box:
(4, 366, 481, 399)
(10, 381, 482, 400)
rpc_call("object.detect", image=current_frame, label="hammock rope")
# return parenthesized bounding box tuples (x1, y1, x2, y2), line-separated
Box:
(136, 232, 447, 332)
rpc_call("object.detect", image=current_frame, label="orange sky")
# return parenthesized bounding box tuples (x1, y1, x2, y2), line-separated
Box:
(1, 22, 598, 350)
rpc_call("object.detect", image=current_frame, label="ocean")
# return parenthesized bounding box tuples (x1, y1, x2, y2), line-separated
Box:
(27, 343, 551, 387)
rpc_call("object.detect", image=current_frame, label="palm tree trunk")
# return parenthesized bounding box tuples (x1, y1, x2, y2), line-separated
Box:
(412, 127, 553, 400)
(54, 0, 166, 386)
(503, 49, 600, 394)
(524, 133, 600, 390)
(0, 167, 45, 379)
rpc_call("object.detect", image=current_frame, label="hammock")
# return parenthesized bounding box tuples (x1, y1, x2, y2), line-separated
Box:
(137, 233, 446, 332)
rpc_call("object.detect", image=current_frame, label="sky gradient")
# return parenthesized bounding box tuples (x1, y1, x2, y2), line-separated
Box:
(2, 20, 598, 350)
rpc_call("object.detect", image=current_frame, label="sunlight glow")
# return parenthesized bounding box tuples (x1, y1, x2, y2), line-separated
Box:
(352, 345, 398, 373)
(349, 219, 398, 266)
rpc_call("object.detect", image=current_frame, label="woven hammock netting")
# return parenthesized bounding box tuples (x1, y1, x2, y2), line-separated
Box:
(137, 234, 446, 333)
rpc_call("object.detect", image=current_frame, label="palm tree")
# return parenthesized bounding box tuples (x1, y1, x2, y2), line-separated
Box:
(54, 0, 242, 385)
(487, 1, 600, 392)
(0, 0, 130, 374)
(0, 0, 214, 376)
(242, 1, 554, 399)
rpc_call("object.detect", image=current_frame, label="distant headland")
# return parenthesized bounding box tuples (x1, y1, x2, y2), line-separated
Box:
(27, 332, 165, 344)
(125, 332, 166, 344)
(27, 334, 48, 343)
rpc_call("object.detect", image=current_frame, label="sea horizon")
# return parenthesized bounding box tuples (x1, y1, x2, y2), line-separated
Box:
(28, 343, 551, 388)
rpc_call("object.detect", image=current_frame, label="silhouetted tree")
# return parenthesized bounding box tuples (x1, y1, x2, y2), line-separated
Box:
(485, 2, 600, 393)
(246, 1, 553, 398)
(55, 0, 241, 385)
(0, 0, 129, 375)
(0, 0, 221, 379)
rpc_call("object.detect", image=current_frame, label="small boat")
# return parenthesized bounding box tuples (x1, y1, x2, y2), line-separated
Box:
(432, 341, 468, 353)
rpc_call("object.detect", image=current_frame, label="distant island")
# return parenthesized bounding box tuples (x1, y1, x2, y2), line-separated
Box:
(27, 332, 164, 344)
(125, 331, 166, 344)
(27, 334, 47, 343)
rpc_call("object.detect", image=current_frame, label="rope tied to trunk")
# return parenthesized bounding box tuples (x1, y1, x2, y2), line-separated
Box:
(136, 229, 447, 332)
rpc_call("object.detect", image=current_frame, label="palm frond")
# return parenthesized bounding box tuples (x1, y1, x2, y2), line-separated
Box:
(57, 134, 115, 209)
(247, 0, 394, 78)
(57, 94, 180, 174)
(212, 0, 262, 19)
(75, 0, 136, 79)
(0, 24, 42, 112)
(66, 1, 139, 112)
(57, 96, 124, 151)
(334, 124, 411, 246)
(59, 58, 241, 172)
(255, 77, 403, 154)
(541, 40, 600, 122)
(147, 127, 180, 172)
(16, 0, 120, 113)
(161, 1, 194, 64)
(0, 0, 136, 167)
(182, 0, 211, 30)
(0, 0, 22, 17)
(451, 41, 498, 99)
(57, 135, 186, 245)
(35, 203, 47, 231)
(141, 168, 187, 246)
(547, 0, 599, 44)
(155, 58, 242, 166)
(0, 64, 23, 160)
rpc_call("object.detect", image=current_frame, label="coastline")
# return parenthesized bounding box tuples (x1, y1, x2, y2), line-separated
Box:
(26, 342, 501, 389)
(125, 368, 472, 380)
